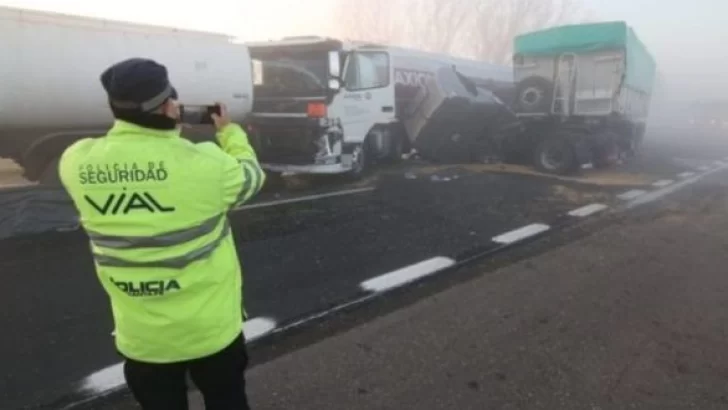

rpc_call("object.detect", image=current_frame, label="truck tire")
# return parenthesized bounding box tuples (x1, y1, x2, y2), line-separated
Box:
(39, 157, 62, 187)
(374, 127, 404, 164)
(385, 133, 405, 164)
(533, 135, 578, 175)
(346, 142, 371, 181)
(515, 76, 554, 114)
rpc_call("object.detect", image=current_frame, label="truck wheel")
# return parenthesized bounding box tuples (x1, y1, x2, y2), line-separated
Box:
(372, 128, 404, 165)
(39, 157, 62, 187)
(386, 133, 405, 164)
(533, 136, 578, 175)
(516, 76, 554, 114)
(347, 143, 370, 180)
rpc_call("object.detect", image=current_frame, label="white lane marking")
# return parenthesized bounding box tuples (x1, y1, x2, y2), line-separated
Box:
(678, 171, 696, 179)
(568, 203, 608, 217)
(80, 363, 124, 394)
(243, 317, 277, 341)
(360, 257, 456, 292)
(715, 160, 726, 166)
(617, 189, 647, 200)
(627, 162, 728, 208)
(492, 223, 550, 245)
(699, 165, 710, 171)
(235, 187, 374, 211)
(81, 317, 277, 394)
(652, 179, 674, 188)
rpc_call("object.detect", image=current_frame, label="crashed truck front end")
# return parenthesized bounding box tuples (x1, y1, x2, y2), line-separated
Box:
(245, 38, 348, 174)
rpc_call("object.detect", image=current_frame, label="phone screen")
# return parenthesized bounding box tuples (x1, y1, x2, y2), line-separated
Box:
(179, 104, 220, 125)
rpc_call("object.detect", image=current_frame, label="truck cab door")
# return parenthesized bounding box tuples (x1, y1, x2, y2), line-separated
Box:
(331, 48, 395, 148)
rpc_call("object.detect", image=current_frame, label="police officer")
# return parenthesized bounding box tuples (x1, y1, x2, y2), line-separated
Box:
(59, 58, 265, 409)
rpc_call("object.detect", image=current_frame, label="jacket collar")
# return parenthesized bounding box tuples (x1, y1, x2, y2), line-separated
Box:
(106, 120, 181, 139)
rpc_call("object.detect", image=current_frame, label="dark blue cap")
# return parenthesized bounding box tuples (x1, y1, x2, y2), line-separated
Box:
(100, 58, 177, 113)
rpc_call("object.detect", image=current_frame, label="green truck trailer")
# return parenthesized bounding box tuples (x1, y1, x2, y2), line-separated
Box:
(505, 21, 657, 173)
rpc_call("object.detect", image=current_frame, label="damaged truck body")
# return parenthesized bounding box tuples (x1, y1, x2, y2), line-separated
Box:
(1, 8, 656, 188)
(510, 21, 657, 173)
(244, 36, 516, 178)
(245, 21, 656, 177)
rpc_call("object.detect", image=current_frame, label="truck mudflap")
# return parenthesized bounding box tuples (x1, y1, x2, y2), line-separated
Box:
(402, 66, 518, 164)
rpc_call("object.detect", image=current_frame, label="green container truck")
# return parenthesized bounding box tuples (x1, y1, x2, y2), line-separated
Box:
(507, 21, 657, 173)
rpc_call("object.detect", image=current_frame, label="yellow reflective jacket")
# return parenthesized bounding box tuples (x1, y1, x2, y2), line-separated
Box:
(59, 120, 265, 363)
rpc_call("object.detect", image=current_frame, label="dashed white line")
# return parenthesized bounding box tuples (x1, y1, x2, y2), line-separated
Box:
(627, 162, 728, 208)
(360, 257, 456, 292)
(492, 223, 550, 245)
(678, 171, 696, 179)
(568, 203, 608, 217)
(699, 165, 710, 171)
(652, 179, 674, 188)
(243, 317, 277, 341)
(80, 316, 278, 395)
(80, 363, 124, 394)
(617, 189, 647, 200)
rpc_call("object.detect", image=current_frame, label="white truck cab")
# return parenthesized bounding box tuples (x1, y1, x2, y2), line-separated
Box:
(245, 37, 399, 177)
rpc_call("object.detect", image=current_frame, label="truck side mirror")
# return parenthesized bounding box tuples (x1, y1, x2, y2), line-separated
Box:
(328, 50, 341, 78)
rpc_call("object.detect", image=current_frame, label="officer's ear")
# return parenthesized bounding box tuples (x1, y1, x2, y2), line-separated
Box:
(161, 99, 181, 120)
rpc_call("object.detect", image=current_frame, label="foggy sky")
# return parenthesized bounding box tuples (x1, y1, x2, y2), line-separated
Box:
(583, 0, 727, 102)
(2, 0, 724, 103)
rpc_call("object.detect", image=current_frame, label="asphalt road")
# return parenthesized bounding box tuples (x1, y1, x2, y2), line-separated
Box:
(236, 165, 728, 410)
(0, 130, 723, 409)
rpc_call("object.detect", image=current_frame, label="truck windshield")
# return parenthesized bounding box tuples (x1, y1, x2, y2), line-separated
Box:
(252, 52, 329, 97)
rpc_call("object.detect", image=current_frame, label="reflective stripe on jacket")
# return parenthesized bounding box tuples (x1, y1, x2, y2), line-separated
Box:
(59, 120, 265, 363)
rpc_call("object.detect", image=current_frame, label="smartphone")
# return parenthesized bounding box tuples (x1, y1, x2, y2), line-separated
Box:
(179, 104, 221, 125)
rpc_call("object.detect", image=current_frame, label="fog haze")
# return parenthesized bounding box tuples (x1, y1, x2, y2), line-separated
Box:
(584, 0, 727, 103)
(2, 0, 724, 104)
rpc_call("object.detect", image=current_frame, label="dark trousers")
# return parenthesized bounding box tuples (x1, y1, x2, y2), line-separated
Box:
(122, 333, 250, 410)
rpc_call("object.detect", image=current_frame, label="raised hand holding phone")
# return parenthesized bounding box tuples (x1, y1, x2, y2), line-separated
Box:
(210, 102, 231, 131)
(179, 103, 224, 126)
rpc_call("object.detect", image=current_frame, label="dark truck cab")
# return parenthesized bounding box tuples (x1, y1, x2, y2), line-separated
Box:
(245, 37, 349, 174)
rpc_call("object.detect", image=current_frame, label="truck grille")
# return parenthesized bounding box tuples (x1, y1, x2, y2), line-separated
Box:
(253, 100, 311, 114)
(250, 123, 321, 165)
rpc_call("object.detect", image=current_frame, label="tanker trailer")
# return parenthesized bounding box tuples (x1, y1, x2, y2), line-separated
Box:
(0, 5, 253, 186)
(510, 21, 656, 174)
